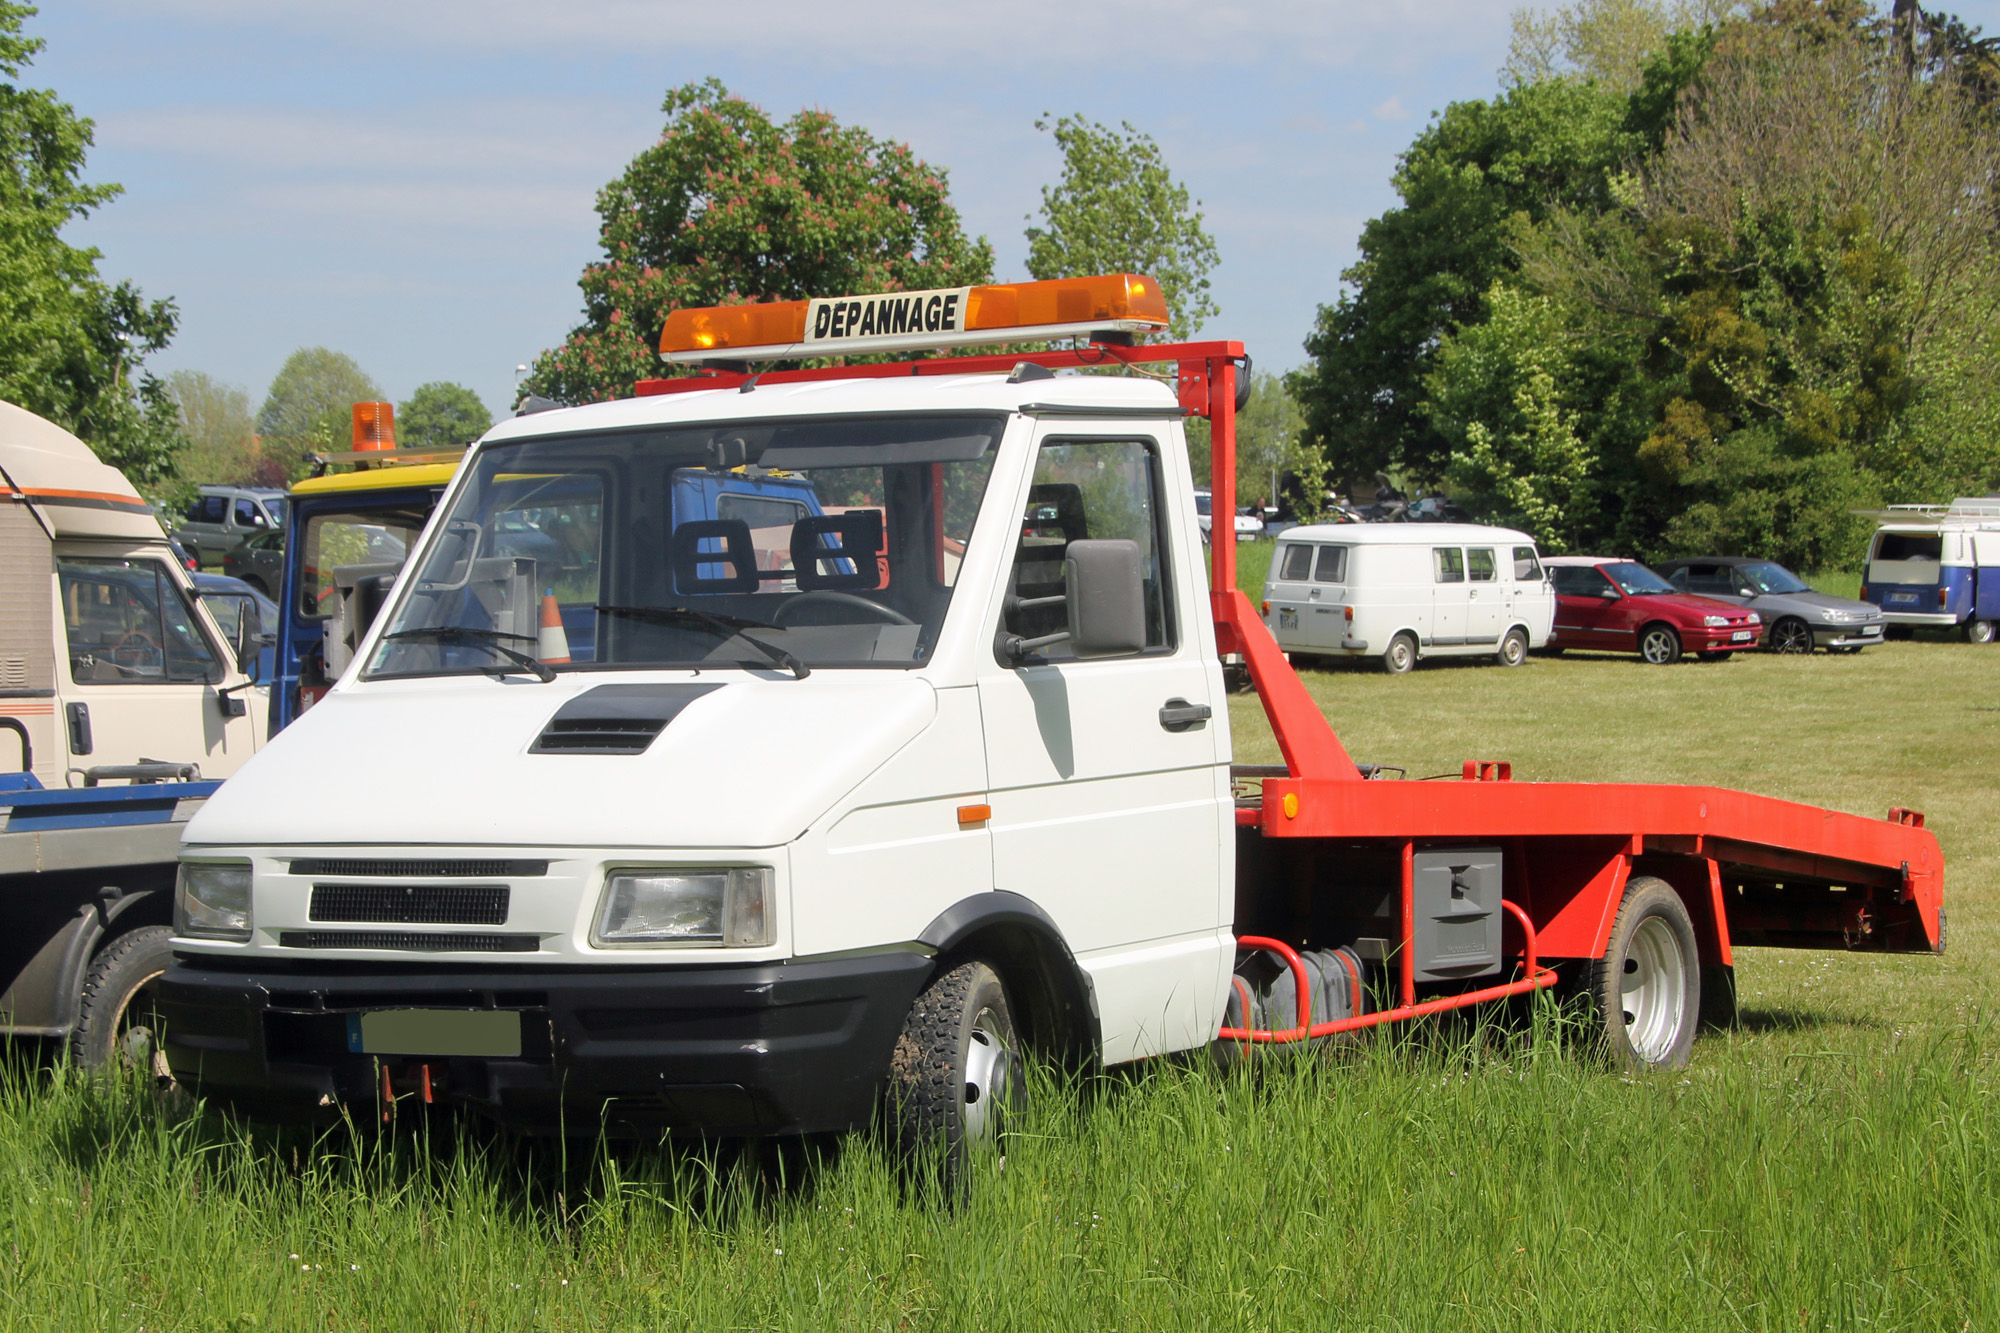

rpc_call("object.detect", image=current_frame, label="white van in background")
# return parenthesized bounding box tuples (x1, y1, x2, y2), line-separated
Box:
(1262, 522, 1555, 674)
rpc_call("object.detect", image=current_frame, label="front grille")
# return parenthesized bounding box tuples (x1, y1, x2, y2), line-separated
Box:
(277, 930, 539, 953)
(289, 858, 548, 878)
(310, 883, 510, 925)
(531, 718, 665, 755)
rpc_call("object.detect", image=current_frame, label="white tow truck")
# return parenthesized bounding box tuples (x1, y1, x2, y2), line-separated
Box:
(157, 276, 1944, 1195)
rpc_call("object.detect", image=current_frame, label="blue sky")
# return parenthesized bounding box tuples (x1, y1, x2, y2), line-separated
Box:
(38, 0, 2000, 419)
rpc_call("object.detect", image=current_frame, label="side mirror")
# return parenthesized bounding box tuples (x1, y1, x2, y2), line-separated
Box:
(1065, 539, 1146, 658)
(997, 538, 1146, 662)
(1599, 587, 1622, 600)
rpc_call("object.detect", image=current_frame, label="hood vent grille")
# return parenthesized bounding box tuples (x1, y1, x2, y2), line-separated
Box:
(278, 930, 538, 953)
(290, 858, 547, 878)
(530, 682, 723, 756)
(311, 883, 509, 926)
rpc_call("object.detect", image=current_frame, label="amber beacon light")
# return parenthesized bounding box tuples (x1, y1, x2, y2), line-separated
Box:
(658, 274, 1170, 364)
(351, 401, 396, 452)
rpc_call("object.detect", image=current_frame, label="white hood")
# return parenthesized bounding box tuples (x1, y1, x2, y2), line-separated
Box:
(187, 672, 937, 850)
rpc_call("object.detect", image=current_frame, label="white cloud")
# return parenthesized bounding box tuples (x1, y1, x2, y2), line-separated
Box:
(1371, 96, 1409, 120)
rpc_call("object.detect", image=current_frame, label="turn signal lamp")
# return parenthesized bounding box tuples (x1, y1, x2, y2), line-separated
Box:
(352, 401, 396, 452)
(658, 274, 1170, 364)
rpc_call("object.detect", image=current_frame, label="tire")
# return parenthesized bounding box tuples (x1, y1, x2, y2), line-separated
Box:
(1638, 624, 1682, 665)
(1496, 627, 1528, 667)
(1966, 618, 1995, 644)
(1588, 877, 1701, 1070)
(890, 960, 1024, 1205)
(68, 925, 174, 1082)
(1769, 617, 1814, 654)
(1381, 632, 1418, 675)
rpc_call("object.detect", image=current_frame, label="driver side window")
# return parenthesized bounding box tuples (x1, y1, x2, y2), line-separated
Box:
(58, 557, 221, 685)
(1000, 438, 1173, 661)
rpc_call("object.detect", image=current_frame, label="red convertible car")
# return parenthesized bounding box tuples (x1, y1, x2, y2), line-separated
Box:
(1544, 557, 1763, 663)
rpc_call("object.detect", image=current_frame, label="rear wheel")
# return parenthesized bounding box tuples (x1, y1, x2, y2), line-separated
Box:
(1966, 618, 1995, 644)
(1769, 617, 1814, 654)
(1638, 624, 1682, 665)
(1588, 877, 1700, 1070)
(890, 961, 1024, 1206)
(68, 926, 174, 1082)
(1496, 627, 1528, 667)
(1381, 632, 1417, 675)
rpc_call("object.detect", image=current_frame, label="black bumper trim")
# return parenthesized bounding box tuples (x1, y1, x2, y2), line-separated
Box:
(156, 951, 935, 1135)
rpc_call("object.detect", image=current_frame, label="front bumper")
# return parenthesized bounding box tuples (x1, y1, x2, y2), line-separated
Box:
(1691, 626, 1762, 651)
(157, 950, 933, 1134)
(1815, 624, 1885, 648)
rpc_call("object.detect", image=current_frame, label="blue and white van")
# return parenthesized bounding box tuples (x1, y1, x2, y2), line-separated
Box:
(1860, 499, 2000, 643)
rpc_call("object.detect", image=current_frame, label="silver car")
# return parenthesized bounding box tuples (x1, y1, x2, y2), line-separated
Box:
(1653, 557, 1884, 653)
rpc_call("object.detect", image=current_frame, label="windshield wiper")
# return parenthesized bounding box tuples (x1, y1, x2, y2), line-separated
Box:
(380, 627, 556, 683)
(594, 604, 809, 680)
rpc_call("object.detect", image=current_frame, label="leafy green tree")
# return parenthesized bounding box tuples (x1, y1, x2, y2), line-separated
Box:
(256, 348, 382, 478)
(1024, 115, 1219, 338)
(1505, 0, 1739, 91)
(1289, 75, 1652, 491)
(525, 79, 994, 406)
(0, 2, 185, 488)
(165, 370, 257, 497)
(1187, 373, 1326, 517)
(397, 381, 491, 449)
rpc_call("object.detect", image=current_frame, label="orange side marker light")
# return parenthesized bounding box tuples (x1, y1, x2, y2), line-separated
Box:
(957, 803, 992, 826)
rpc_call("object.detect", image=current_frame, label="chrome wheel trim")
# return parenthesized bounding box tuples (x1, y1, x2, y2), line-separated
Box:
(1385, 637, 1414, 673)
(1640, 628, 1677, 664)
(1498, 630, 1526, 666)
(961, 1004, 1017, 1144)
(1620, 916, 1688, 1064)
(1773, 619, 1812, 653)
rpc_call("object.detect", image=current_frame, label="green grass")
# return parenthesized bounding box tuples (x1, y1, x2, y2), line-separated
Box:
(4, 636, 1995, 1330)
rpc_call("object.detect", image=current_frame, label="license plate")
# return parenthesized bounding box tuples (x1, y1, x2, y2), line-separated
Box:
(1731, 630, 1753, 642)
(1277, 608, 1298, 630)
(1889, 593, 1919, 604)
(346, 1009, 521, 1057)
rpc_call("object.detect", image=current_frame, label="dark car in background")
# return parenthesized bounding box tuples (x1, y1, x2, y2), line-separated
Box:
(1544, 557, 1763, 664)
(1653, 557, 1884, 654)
(222, 527, 285, 595)
(191, 571, 277, 682)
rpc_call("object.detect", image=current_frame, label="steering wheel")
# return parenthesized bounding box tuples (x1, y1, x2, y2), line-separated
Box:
(774, 590, 914, 627)
(113, 631, 162, 656)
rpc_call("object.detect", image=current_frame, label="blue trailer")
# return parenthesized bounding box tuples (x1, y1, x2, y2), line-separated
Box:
(1859, 499, 2000, 643)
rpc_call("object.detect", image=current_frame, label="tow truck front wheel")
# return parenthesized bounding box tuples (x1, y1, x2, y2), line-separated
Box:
(69, 925, 175, 1084)
(1588, 877, 1700, 1070)
(889, 960, 1024, 1205)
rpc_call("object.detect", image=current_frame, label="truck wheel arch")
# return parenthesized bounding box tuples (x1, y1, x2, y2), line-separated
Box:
(15, 883, 171, 1038)
(917, 892, 1100, 1071)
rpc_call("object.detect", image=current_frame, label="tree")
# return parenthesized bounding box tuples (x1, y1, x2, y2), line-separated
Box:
(0, 2, 186, 488)
(1186, 373, 1326, 517)
(165, 370, 258, 494)
(398, 381, 491, 450)
(1024, 115, 1219, 338)
(256, 348, 381, 477)
(524, 79, 994, 406)
(1505, 0, 1741, 91)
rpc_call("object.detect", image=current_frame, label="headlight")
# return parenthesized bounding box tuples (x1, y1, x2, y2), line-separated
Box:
(592, 867, 771, 947)
(1746, 612, 1761, 625)
(175, 860, 253, 941)
(1704, 615, 1729, 627)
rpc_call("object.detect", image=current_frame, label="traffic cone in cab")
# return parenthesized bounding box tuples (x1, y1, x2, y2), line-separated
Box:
(538, 591, 570, 664)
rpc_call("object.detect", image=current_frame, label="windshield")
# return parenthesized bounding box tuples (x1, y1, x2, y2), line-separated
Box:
(364, 414, 1001, 680)
(1739, 561, 1809, 595)
(1603, 562, 1676, 596)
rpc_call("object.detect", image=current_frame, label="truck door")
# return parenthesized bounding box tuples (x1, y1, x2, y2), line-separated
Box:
(1303, 542, 1350, 650)
(1464, 546, 1502, 644)
(1265, 539, 1313, 646)
(53, 550, 257, 779)
(977, 433, 1229, 1064)
(1431, 546, 1468, 645)
(1508, 545, 1551, 644)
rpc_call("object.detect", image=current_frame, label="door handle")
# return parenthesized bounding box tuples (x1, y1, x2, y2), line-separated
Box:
(1159, 698, 1212, 732)
(65, 701, 92, 756)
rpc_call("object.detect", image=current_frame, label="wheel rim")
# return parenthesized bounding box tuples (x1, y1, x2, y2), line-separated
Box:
(961, 1005, 1019, 1144)
(1640, 629, 1676, 663)
(1500, 633, 1525, 666)
(1620, 917, 1688, 1063)
(1972, 620, 1995, 644)
(1775, 619, 1812, 653)
(1388, 639, 1412, 672)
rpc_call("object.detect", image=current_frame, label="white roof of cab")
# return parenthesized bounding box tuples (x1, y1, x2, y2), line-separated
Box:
(1277, 521, 1534, 546)
(0, 399, 164, 540)
(480, 370, 1179, 445)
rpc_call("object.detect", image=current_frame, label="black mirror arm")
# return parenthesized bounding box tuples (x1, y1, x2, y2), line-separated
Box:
(997, 592, 1071, 662)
